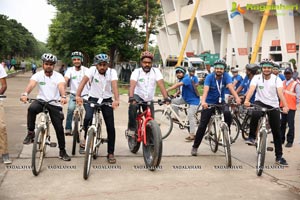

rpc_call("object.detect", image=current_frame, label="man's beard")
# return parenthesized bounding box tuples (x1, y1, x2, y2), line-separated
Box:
(142, 66, 151, 73)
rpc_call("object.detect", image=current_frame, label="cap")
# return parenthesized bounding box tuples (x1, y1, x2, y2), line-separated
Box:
(284, 67, 293, 74)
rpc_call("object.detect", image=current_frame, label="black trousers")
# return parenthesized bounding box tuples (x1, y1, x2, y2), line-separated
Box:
(249, 101, 282, 159)
(83, 97, 115, 155)
(281, 110, 296, 144)
(28, 100, 65, 150)
(193, 104, 231, 149)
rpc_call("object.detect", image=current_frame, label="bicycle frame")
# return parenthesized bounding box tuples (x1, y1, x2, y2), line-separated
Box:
(85, 103, 102, 149)
(162, 104, 190, 127)
(256, 108, 269, 151)
(207, 106, 228, 144)
(136, 103, 154, 145)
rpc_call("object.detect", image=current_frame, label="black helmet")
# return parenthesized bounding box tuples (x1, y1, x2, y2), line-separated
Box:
(71, 51, 84, 61)
(175, 66, 186, 74)
(246, 63, 260, 74)
(188, 67, 195, 73)
(213, 59, 227, 70)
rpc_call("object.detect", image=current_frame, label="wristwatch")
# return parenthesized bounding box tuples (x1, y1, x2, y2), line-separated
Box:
(21, 92, 28, 96)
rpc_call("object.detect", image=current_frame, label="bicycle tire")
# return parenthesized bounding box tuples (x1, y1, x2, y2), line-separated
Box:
(208, 120, 218, 153)
(143, 120, 163, 170)
(241, 116, 251, 140)
(230, 116, 241, 144)
(256, 129, 267, 176)
(222, 123, 232, 167)
(93, 120, 102, 160)
(83, 129, 95, 180)
(154, 109, 173, 139)
(195, 110, 201, 126)
(32, 126, 47, 176)
(127, 120, 141, 153)
(72, 116, 80, 155)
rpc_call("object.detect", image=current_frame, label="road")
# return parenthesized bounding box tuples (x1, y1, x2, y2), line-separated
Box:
(0, 70, 300, 200)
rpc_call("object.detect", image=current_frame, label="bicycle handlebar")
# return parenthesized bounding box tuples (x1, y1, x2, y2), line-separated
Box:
(82, 99, 112, 108)
(0, 95, 6, 99)
(246, 104, 280, 113)
(26, 98, 60, 104)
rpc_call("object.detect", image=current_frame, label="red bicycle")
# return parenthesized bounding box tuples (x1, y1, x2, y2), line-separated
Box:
(125, 101, 163, 171)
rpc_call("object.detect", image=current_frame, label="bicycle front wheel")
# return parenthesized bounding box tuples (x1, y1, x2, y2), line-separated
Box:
(32, 126, 47, 176)
(230, 116, 241, 144)
(221, 123, 232, 168)
(83, 129, 95, 180)
(256, 129, 267, 176)
(241, 116, 251, 140)
(207, 120, 218, 153)
(72, 116, 80, 155)
(154, 109, 173, 139)
(143, 120, 163, 171)
(93, 120, 102, 160)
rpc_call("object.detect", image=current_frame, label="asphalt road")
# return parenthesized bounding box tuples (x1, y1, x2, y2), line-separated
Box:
(0, 70, 300, 200)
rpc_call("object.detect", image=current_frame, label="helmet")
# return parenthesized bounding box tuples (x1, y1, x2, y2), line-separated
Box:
(175, 66, 186, 74)
(93, 53, 109, 65)
(260, 58, 274, 68)
(213, 59, 227, 69)
(246, 63, 260, 74)
(140, 51, 154, 61)
(273, 62, 280, 69)
(71, 51, 83, 61)
(188, 67, 195, 73)
(231, 68, 238, 73)
(41, 53, 57, 64)
(284, 67, 293, 74)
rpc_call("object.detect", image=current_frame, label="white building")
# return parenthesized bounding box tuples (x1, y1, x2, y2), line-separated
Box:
(157, 0, 300, 70)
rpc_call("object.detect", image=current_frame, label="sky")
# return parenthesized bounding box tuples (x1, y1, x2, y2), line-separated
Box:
(0, 0, 56, 43)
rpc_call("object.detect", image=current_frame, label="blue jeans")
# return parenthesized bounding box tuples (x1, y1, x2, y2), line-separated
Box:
(65, 95, 76, 130)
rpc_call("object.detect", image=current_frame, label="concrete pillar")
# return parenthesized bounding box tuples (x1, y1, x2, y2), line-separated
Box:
(251, 23, 260, 63)
(275, 0, 297, 62)
(220, 26, 228, 59)
(196, 16, 215, 53)
(178, 21, 193, 53)
(157, 29, 171, 66)
(226, 0, 249, 69)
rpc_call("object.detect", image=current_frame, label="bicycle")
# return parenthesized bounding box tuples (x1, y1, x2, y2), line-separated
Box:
(83, 100, 109, 180)
(247, 104, 276, 176)
(125, 101, 163, 171)
(154, 103, 201, 139)
(29, 99, 58, 176)
(71, 100, 85, 155)
(204, 104, 232, 167)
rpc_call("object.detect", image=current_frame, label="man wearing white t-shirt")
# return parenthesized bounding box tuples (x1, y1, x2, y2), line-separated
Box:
(20, 53, 71, 161)
(64, 51, 89, 135)
(76, 53, 119, 164)
(0, 62, 12, 164)
(127, 51, 170, 136)
(244, 59, 289, 166)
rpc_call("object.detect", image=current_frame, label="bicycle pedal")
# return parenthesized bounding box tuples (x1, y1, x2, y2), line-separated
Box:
(50, 142, 57, 147)
(267, 147, 273, 151)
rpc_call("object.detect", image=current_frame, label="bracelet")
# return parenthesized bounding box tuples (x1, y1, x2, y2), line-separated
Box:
(21, 92, 28, 96)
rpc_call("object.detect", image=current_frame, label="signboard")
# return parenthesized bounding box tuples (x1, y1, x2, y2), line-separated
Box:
(238, 48, 248, 56)
(272, 40, 280, 46)
(286, 43, 296, 53)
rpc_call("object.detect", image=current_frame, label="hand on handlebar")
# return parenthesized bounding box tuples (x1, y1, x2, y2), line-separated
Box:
(76, 96, 83, 105)
(202, 102, 208, 109)
(20, 95, 28, 103)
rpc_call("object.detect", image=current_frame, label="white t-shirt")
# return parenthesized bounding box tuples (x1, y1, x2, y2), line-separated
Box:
(64, 66, 89, 95)
(85, 66, 118, 101)
(130, 67, 163, 102)
(0, 64, 8, 79)
(31, 71, 65, 107)
(250, 74, 283, 108)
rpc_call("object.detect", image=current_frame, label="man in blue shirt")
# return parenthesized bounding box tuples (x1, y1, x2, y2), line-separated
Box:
(272, 63, 285, 81)
(167, 67, 200, 141)
(231, 68, 243, 90)
(191, 59, 241, 156)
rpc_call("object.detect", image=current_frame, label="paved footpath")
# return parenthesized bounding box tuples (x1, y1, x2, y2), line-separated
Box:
(0, 71, 300, 200)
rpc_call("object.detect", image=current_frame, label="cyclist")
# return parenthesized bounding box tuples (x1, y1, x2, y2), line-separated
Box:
(76, 53, 119, 164)
(231, 67, 243, 90)
(191, 59, 241, 156)
(280, 67, 300, 148)
(167, 66, 200, 142)
(127, 51, 170, 136)
(244, 58, 289, 166)
(20, 53, 71, 161)
(272, 62, 285, 81)
(0, 61, 12, 164)
(64, 51, 89, 136)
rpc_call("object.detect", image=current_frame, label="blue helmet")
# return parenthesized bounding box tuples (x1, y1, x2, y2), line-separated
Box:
(93, 53, 109, 65)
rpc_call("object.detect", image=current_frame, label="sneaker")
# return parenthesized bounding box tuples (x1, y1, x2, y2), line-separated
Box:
(59, 150, 71, 161)
(285, 143, 293, 148)
(275, 157, 288, 166)
(107, 154, 116, 164)
(191, 147, 198, 156)
(2, 154, 12, 165)
(65, 129, 72, 136)
(23, 131, 35, 144)
(245, 138, 256, 146)
(127, 129, 136, 137)
(185, 135, 195, 142)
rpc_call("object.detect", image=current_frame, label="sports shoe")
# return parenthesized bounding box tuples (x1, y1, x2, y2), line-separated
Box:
(185, 135, 195, 142)
(59, 150, 71, 161)
(64, 129, 72, 136)
(23, 131, 35, 144)
(275, 157, 288, 166)
(2, 154, 12, 165)
(285, 143, 293, 148)
(245, 138, 256, 146)
(127, 129, 136, 137)
(191, 147, 198, 156)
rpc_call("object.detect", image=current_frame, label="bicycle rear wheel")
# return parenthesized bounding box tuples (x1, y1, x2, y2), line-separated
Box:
(230, 116, 241, 144)
(208, 120, 218, 153)
(154, 109, 173, 139)
(72, 116, 80, 155)
(32, 126, 47, 176)
(83, 129, 95, 180)
(241, 115, 251, 140)
(256, 129, 267, 176)
(143, 120, 163, 170)
(221, 123, 232, 167)
(127, 120, 141, 153)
